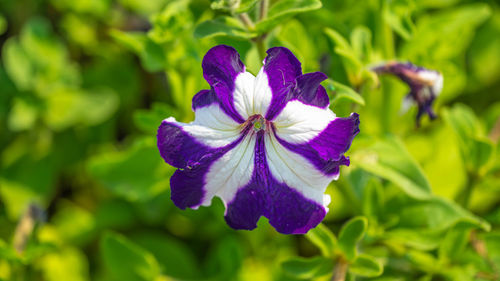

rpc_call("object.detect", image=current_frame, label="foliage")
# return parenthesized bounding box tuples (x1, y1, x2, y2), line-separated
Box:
(1, 0, 499, 280)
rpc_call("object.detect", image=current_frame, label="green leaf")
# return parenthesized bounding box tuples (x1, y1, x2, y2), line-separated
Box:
(338, 216, 368, 261)
(204, 236, 243, 280)
(443, 104, 495, 173)
(305, 223, 337, 257)
(101, 232, 161, 281)
(87, 137, 173, 201)
(398, 196, 490, 231)
(349, 254, 383, 277)
(353, 136, 433, 199)
(383, 0, 416, 40)
(361, 179, 384, 220)
(256, 0, 322, 33)
(385, 228, 443, 251)
(2, 38, 33, 91)
(130, 232, 200, 279)
(133, 103, 178, 133)
(438, 222, 475, 262)
(326, 79, 365, 106)
(0, 14, 7, 36)
(194, 17, 256, 39)
(235, 0, 260, 13)
(110, 30, 166, 72)
(350, 26, 373, 62)
(281, 256, 334, 279)
(38, 247, 90, 281)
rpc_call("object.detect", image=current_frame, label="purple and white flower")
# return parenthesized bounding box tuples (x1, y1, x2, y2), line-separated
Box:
(373, 62, 443, 125)
(157, 45, 359, 234)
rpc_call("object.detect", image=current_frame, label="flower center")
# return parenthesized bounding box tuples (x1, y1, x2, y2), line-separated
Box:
(242, 114, 271, 135)
(252, 115, 266, 132)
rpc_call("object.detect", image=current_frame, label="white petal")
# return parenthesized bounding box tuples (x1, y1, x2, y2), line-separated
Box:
(252, 67, 273, 116)
(232, 67, 273, 118)
(272, 100, 336, 144)
(233, 72, 256, 120)
(166, 104, 241, 148)
(202, 133, 256, 206)
(265, 133, 336, 208)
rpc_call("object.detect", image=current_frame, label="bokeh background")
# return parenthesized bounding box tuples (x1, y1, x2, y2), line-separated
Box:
(1, 0, 500, 280)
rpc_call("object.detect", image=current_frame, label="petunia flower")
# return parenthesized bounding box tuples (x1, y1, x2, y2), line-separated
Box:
(373, 61, 443, 126)
(157, 45, 359, 234)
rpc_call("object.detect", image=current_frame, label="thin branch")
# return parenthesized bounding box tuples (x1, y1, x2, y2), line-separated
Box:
(331, 258, 349, 281)
(238, 13, 255, 30)
(259, 0, 269, 20)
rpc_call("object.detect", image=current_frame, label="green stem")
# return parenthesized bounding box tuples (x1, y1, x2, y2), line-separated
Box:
(238, 13, 255, 30)
(457, 172, 477, 209)
(331, 258, 348, 281)
(259, 0, 269, 20)
(255, 37, 266, 61)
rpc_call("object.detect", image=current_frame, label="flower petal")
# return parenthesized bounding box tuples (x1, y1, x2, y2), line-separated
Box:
(158, 120, 241, 209)
(224, 131, 329, 234)
(202, 133, 256, 206)
(202, 45, 247, 123)
(261, 48, 329, 119)
(272, 100, 336, 144)
(157, 103, 244, 209)
(275, 113, 360, 176)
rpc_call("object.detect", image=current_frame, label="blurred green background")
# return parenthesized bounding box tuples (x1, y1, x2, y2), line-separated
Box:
(1, 0, 500, 280)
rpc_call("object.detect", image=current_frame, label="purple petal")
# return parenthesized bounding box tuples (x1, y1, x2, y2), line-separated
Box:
(274, 113, 360, 176)
(192, 89, 217, 110)
(293, 72, 329, 108)
(157, 120, 242, 208)
(202, 45, 246, 123)
(261, 48, 329, 119)
(224, 131, 326, 234)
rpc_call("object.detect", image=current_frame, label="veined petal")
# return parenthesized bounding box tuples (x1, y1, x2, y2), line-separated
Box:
(261, 48, 329, 119)
(273, 100, 336, 144)
(157, 102, 241, 165)
(157, 103, 244, 209)
(202, 133, 256, 206)
(234, 67, 274, 118)
(202, 45, 247, 123)
(275, 113, 360, 176)
(233, 71, 256, 120)
(265, 133, 334, 204)
(157, 122, 242, 209)
(224, 131, 328, 234)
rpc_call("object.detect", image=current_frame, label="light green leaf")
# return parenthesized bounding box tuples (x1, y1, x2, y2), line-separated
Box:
(87, 137, 173, 201)
(338, 216, 368, 261)
(350, 26, 372, 62)
(361, 179, 384, 220)
(101, 232, 161, 281)
(110, 30, 166, 72)
(385, 228, 443, 251)
(353, 136, 433, 199)
(133, 103, 177, 133)
(305, 223, 337, 257)
(438, 222, 475, 262)
(2, 38, 33, 91)
(443, 104, 495, 173)
(38, 247, 90, 281)
(236, 0, 260, 13)
(383, 0, 416, 40)
(326, 79, 365, 106)
(281, 256, 334, 279)
(256, 0, 322, 33)
(349, 254, 383, 277)
(398, 196, 490, 231)
(194, 17, 257, 39)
